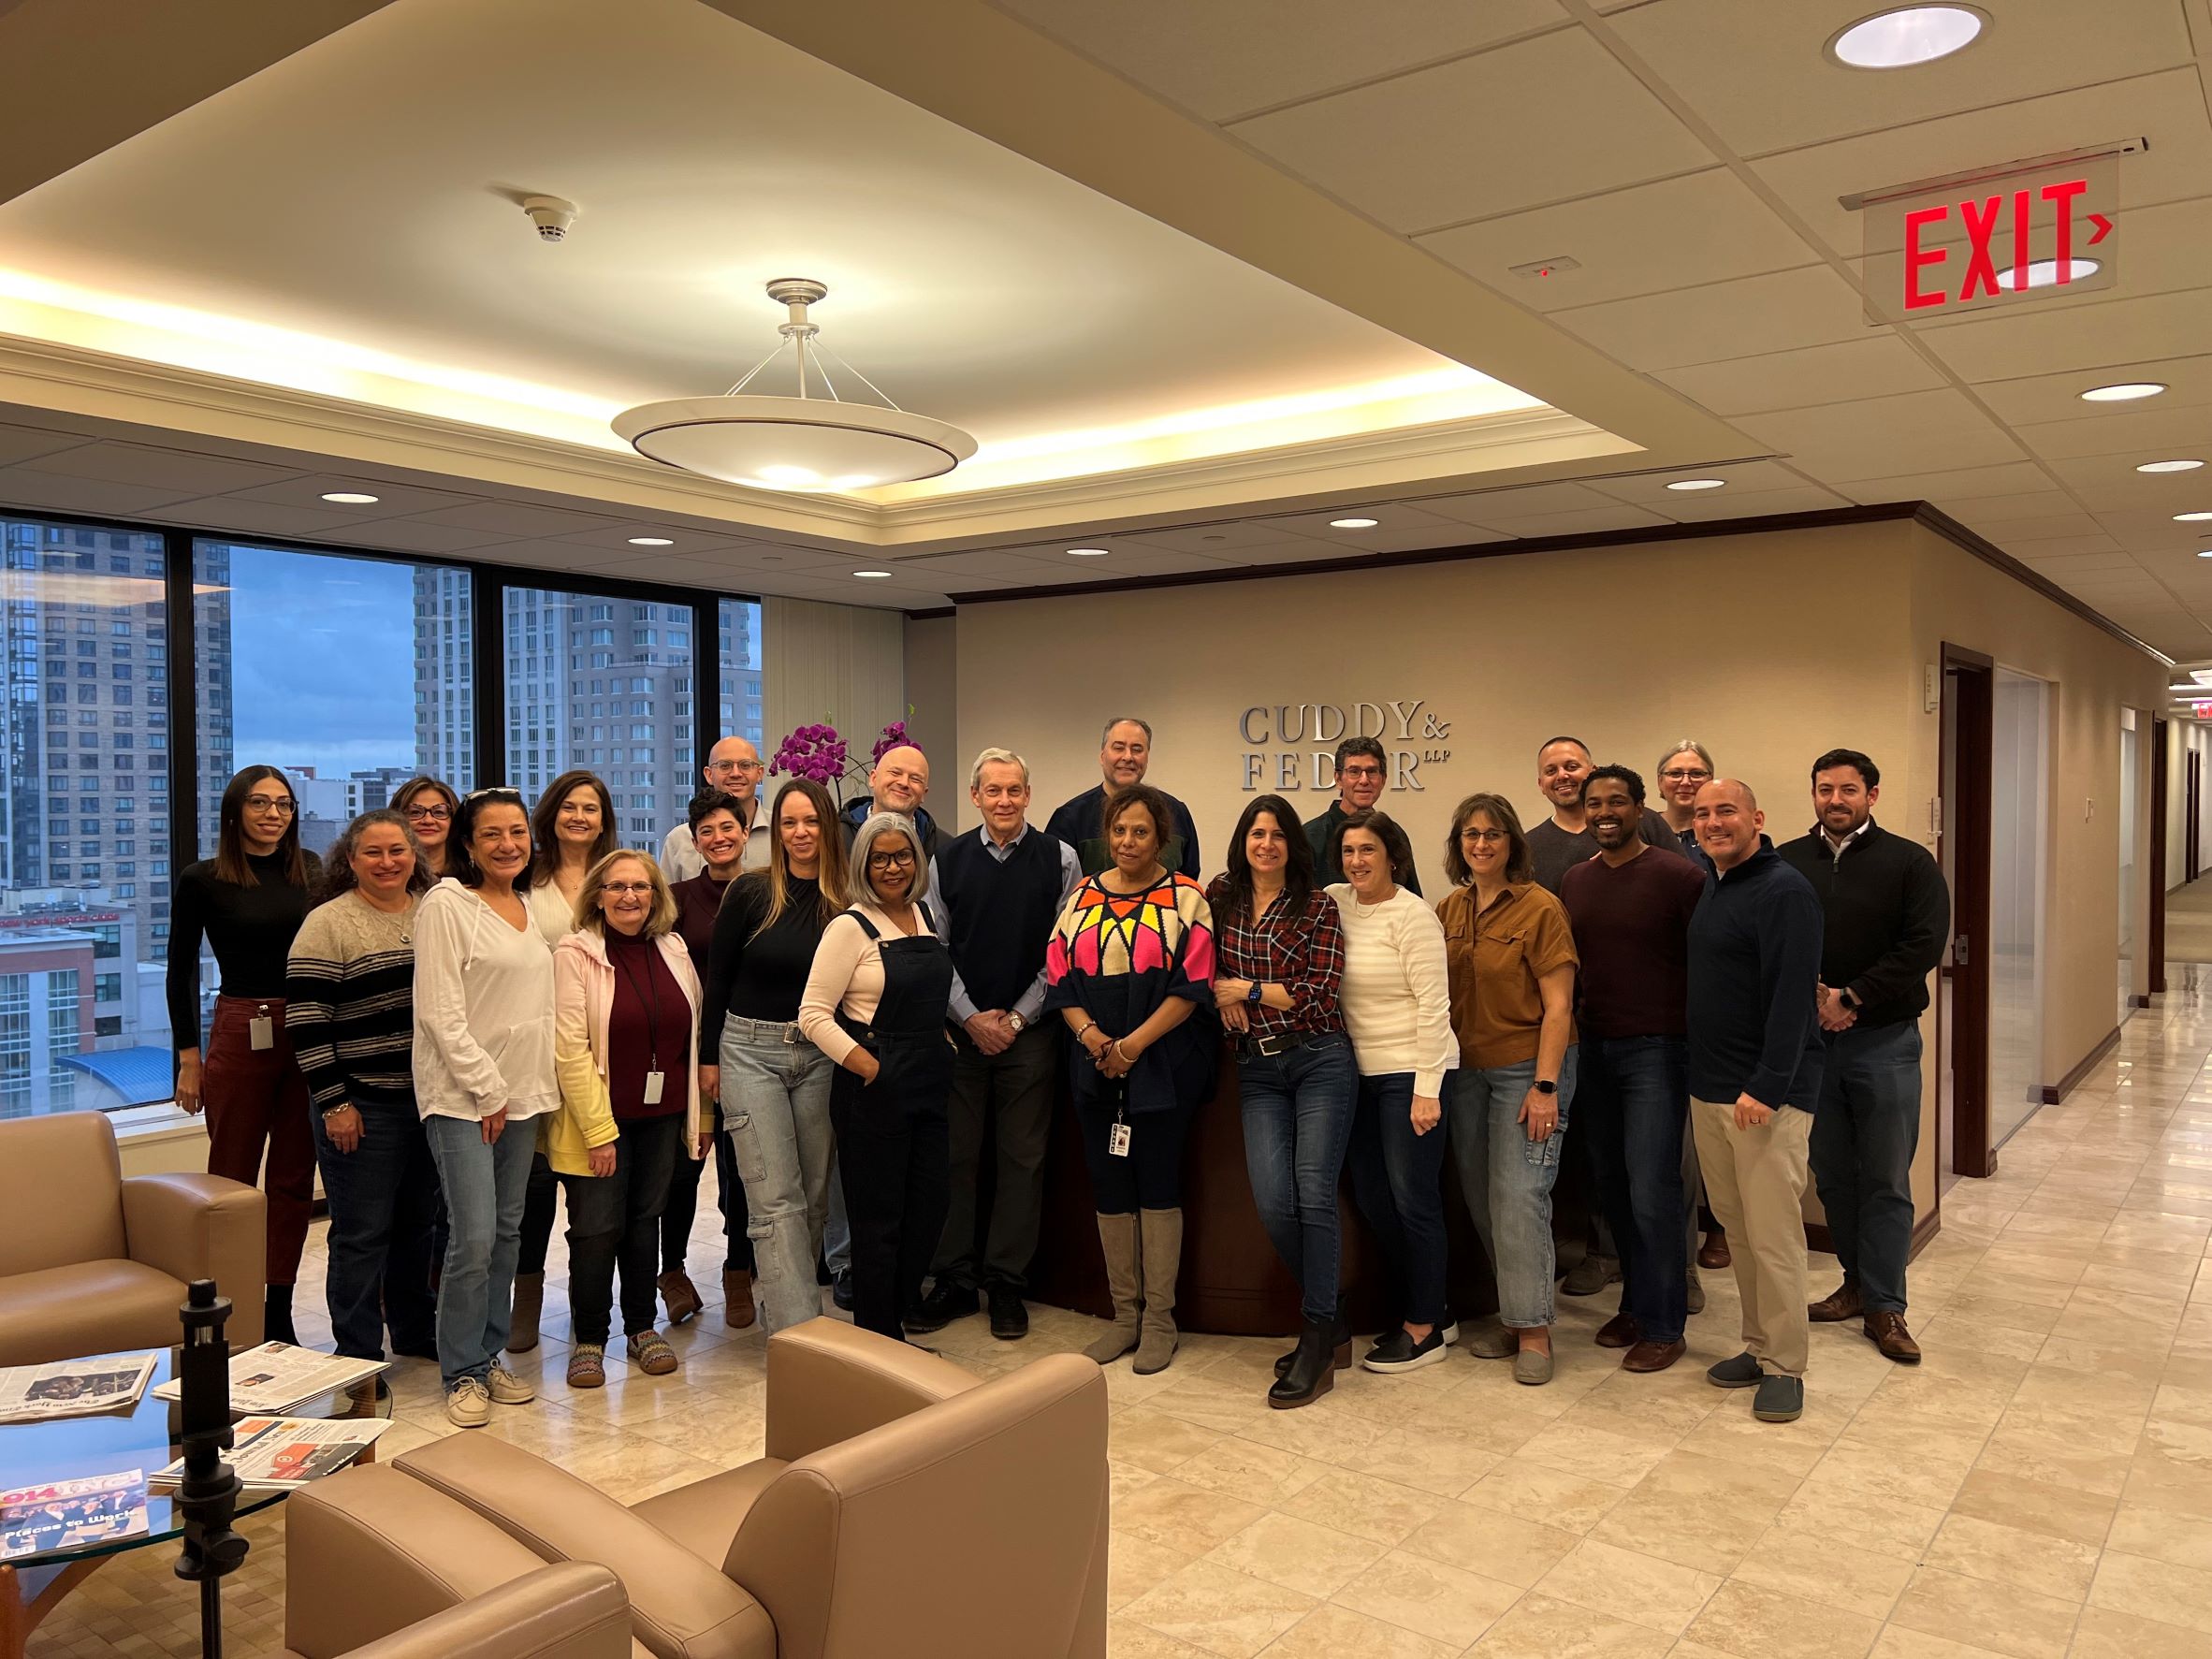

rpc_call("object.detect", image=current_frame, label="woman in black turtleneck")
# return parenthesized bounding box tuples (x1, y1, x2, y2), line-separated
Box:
(169, 765, 324, 1345)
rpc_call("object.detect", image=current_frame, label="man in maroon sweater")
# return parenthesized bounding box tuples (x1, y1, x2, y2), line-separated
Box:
(1561, 765, 1709, 1374)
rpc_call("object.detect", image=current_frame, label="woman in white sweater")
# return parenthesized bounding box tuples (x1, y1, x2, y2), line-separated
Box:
(412, 786, 559, 1429)
(1328, 808, 1458, 1375)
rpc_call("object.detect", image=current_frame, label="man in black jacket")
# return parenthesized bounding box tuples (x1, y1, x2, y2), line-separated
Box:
(1687, 779, 1825, 1425)
(1777, 749, 1949, 1365)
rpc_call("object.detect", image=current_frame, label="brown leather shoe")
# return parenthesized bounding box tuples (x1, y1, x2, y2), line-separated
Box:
(1594, 1312, 1640, 1348)
(657, 1268, 703, 1326)
(1623, 1338, 1686, 1374)
(1864, 1310, 1921, 1364)
(723, 1268, 756, 1330)
(1697, 1228, 1732, 1271)
(1808, 1280, 1863, 1322)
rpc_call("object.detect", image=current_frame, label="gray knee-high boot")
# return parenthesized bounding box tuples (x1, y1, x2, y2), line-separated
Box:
(1084, 1213, 1142, 1364)
(1135, 1208, 1183, 1375)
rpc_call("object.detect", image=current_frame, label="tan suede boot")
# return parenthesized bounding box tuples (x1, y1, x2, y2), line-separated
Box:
(1083, 1214, 1142, 1364)
(507, 1272, 545, 1352)
(1134, 1208, 1183, 1375)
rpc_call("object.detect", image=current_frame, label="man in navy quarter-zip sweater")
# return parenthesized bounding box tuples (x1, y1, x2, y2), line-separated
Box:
(1686, 779, 1825, 1426)
(1777, 749, 1948, 1367)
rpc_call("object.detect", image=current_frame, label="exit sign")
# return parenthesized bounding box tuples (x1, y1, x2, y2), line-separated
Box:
(1853, 148, 2128, 324)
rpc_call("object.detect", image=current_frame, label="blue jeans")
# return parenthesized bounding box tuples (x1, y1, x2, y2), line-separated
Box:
(1449, 1049, 1579, 1330)
(424, 1113, 537, 1388)
(1580, 1036, 1689, 1343)
(1346, 1071, 1449, 1328)
(311, 1106, 438, 1362)
(1238, 1033, 1357, 1324)
(720, 1017, 837, 1333)
(823, 1167, 851, 1275)
(1812, 1021, 1923, 1314)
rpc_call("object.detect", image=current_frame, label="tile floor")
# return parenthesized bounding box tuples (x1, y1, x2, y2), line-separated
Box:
(32, 979, 2212, 1658)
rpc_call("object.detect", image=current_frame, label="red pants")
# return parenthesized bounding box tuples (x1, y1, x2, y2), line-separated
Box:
(202, 995, 316, 1288)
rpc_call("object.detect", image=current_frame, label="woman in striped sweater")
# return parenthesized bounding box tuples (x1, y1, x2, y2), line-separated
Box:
(285, 809, 437, 1378)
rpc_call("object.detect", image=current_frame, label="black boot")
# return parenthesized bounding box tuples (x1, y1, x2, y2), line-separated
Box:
(264, 1284, 298, 1346)
(1275, 1307, 1351, 1377)
(1269, 1317, 1338, 1409)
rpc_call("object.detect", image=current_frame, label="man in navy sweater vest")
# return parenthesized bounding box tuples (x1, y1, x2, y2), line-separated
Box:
(909, 747, 1080, 1341)
(1687, 779, 1825, 1425)
(1777, 749, 1948, 1366)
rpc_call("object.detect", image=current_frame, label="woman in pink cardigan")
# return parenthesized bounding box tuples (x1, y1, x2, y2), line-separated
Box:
(546, 849, 704, 1390)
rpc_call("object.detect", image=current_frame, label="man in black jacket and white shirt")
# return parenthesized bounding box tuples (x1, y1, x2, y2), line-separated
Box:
(1777, 749, 1949, 1365)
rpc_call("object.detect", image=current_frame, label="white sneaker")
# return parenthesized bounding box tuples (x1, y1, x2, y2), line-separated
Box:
(487, 1362, 536, 1405)
(445, 1376, 490, 1428)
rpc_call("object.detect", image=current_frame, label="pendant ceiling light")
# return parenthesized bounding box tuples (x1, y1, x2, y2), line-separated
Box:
(614, 279, 976, 492)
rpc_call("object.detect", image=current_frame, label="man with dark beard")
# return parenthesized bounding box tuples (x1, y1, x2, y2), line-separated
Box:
(1561, 766, 1708, 1373)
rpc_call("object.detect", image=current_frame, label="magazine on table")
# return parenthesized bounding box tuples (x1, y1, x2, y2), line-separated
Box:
(0, 1353, 158, 1423)
(0, 1470, 149, 1560)
(150, 1342, 385, 1416)
(152, 1415, 393, 1492)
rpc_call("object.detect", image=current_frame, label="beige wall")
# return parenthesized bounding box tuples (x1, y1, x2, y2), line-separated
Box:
(902, 613, 959, 781)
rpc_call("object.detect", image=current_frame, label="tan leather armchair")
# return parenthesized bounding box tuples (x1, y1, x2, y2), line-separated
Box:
(394, 1319, 1111, 1659)
(0, 1111, 265, 1366)
(284, 1562, 636, 1659)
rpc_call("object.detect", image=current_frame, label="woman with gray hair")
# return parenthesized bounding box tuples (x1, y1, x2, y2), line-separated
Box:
(798, 811, 954, 1342)
(284, 808, 436, 1384)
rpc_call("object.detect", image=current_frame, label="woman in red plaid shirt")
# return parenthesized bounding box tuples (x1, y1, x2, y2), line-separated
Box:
(1207, 794, 1355, 1409)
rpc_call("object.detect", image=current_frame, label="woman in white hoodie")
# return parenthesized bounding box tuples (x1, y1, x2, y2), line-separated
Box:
(412, 787, 559, 1429)
(546, 850, 703, 1390)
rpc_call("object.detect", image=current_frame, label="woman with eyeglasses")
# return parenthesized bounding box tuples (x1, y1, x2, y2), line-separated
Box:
(413, 786, 559, 1429)
(547, 850, 704, 1389)
(1045, 784, 1216, 1375)
(661, 788, 757, 1329)
(285, 808, 436, 1389)
(169, 765, 325, 1345)
(706, 779, 850, 1334)
(798, 812, 953, 1343)
(1330, 808, 1456, 1376)
(1437, 793, 1579, 1386)
(1655, 740, 1715, 851)
(390, 777, 461, 880)
(509, 769, 618, 1347)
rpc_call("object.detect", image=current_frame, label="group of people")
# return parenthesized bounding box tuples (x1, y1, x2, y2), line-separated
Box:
(168, 712, 1945, 1433)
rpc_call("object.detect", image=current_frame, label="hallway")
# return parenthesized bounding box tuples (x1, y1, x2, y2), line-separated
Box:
(2167, 880, 2212, 966)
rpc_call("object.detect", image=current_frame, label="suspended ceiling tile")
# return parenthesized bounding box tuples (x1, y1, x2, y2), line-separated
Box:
(1007, 540, 1235, 579)
(1419, 480, 1623, 524)
(994, 0, 1569, 123)
(1258, 503, 1483, 553)
(1918, 290, 2212, 385)
(0, 423, 92, 467)
(1417, 168, 1819, 311)
(405, 502, 631, 538)
(706, 545, 859, 576)
(1836, 459, 2055, 502)
(545, 524, 755, 555)
(1736, 389, 2028, 483)
(1552, 264, 1870, 371)
(309, 517, 527, 554)
(1971, 355, 2212, 427)
(1654, 334, 1946, 417)
(222, 475, 484, 517)
(164, 498, 390, 542)
(1585, 460, 1813, 502)
(2007, 533, 2124, 558)
(1232, 28, 1715, 232)
(17, 440, 297, 495)
(1933, 490, 2086, 523)
(1977, 511, 2109, 541)
(1126, 520, 1326, 555)
(1748, 69, 2212, 260)
(1652, 484, 1854, 520)
(2047, 457, 2212, 504)
(1463, 504, 1675, 538)
(0, 469, 201, 515)
(1220, 539, 1390, 568)
(1604, 0, 2193, 156)
(2014, 403, 2212, 464)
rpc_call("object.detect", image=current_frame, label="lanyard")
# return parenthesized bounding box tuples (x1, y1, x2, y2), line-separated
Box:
(610, 939, 665, 1070)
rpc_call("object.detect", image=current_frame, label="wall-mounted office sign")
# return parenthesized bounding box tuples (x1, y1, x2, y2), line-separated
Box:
(1237, 700, 1451, 793)
(1848, 144, 2133, 324)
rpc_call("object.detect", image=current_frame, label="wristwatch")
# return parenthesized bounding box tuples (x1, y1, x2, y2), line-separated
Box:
(1246, 982, 1265, 1005)
(1006, 1012, 1026, 1034)
(1840, 989, 1862, 1011)
(1533, 1080, 1558, 1096)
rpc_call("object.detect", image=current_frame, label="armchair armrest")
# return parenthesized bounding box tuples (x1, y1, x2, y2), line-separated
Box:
(120, 1171, 266, 1346)
(763, 1317, 980, 1463)
(337, 1564, 637, 1659)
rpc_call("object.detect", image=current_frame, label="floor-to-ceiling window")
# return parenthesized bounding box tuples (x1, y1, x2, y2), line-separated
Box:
(1990, 668, 2050, 1143)
(719, 597, 765, 749)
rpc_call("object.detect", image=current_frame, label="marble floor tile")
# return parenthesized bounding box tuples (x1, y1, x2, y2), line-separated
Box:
(1330, 1546, 1521, 1646)
(1459, 1459, 1634, 1534)
(1923, 1512, 2102, 1601)
(1397, 1496, 1580, 1589)
(1532, 1537, 1723, 1637)
(2066, 1604, 2212, 1659)
(1468, 1592, 1674, 1659)
(1681, 1579, 1885, 1659)
(1119, 1558, 1316, 1659)
(1263, 1603, 1461, 1659)
(1277, 1467, 1448, 1546)
(1108, 1532, 1196, 1612)
(1113, 1477, 1270, 1553)
(2086, 1550, 2212, 1636)
(1888, 1567, 2085, 1659)
(1201, 1510, 1385, 1597)
(1945, 1469, 2116, 1547)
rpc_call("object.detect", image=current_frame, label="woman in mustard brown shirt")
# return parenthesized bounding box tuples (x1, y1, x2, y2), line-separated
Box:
(1436, 792, 1579, 1385)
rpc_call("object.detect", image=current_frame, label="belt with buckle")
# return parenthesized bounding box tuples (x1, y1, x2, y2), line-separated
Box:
(1241, 1030, 1324, 1060)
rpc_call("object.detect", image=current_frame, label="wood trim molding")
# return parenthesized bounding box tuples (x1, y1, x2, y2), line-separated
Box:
(904, 605, 955, 620)
(2042, 1025, 2122, 1106)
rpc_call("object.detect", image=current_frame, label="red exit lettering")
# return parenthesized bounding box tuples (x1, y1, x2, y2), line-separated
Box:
(1902, 178, 2113, 311)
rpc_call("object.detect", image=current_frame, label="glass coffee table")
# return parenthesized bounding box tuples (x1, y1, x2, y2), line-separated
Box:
(0, 1346, 386, 1659)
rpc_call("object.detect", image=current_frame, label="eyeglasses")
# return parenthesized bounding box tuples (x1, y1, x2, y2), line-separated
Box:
(1659, 767, 1712, 783)
(244, 796, 296, 816)
(867, 849, 917, 869)
(601, 881, 656, 897)
(463, 787, 524, 805)
(1459, 827, 1508, 844)
(1339, 765, 1385, 780)
(707, 758, 765, 775)
(403, 805, 452, 822)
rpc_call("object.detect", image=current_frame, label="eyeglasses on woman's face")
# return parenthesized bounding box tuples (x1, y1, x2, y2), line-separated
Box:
(1459, 826, 1508, 845)
(1659, 766, 1712, 785)
(403, 804, 452, 823)
(867, 848, 917, 870)
(244, 794, 296, 816)
(600, 880, 656, 897)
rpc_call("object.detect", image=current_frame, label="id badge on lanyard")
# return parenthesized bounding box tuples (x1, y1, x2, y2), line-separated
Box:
(249, 1003, 276, 1051)
(1108, 1101, 1131, 1158)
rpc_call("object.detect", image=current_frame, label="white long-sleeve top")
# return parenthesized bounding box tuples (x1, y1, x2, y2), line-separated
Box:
(1328, 883, 1459, 1095)
(411, 878, 559, 1123)
(796, 903, 941, 1068)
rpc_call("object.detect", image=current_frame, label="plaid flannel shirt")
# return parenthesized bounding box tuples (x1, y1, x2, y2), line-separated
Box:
(1203, 879, 1346, 1041)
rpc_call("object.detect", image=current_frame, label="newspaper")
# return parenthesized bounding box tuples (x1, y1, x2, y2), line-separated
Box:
(150, 1343, 385, 1416)
(152, 1415, 393, 1492)
(0, 1470, 149, 1561)
(0, 1353, 158, 1424)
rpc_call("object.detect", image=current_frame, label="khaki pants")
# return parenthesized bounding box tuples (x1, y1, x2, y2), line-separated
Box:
(1691, 1098, 1813, 1378)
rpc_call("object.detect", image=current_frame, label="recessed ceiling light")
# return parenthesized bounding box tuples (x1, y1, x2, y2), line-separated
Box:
(1066, 547, 1110, 557)
(2139, 460, 2205, 473)
(320, 491, 379, 504)
(1827, 6, 1986, 69)
(1993, 257, 2100, 292)
(852, 570, 893, 579)
(626, 536, 675, 546)
(2080, 383, 2167, 402)
(1666, 478, 1726, 492)
(1330, 517, 1380, 529)
(2176, 512, 2212, 522)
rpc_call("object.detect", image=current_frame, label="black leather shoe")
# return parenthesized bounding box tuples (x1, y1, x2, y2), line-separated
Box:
(1270, 1317, 1338, 1408)
(987, 1286, 1028, 1340)
(904, 1281, 978, 1334)
(831, 1270, 855, 1312)
(1275, 1313, 1352, 1376)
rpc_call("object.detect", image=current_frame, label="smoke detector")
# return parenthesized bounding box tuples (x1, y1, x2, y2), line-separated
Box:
(520, 195, 578, 242)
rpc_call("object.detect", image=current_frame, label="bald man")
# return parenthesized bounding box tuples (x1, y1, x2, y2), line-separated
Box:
(1685, 779, 1824, 1426)
(662, 735, 770, 881)
(837, 743, 943, 860)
